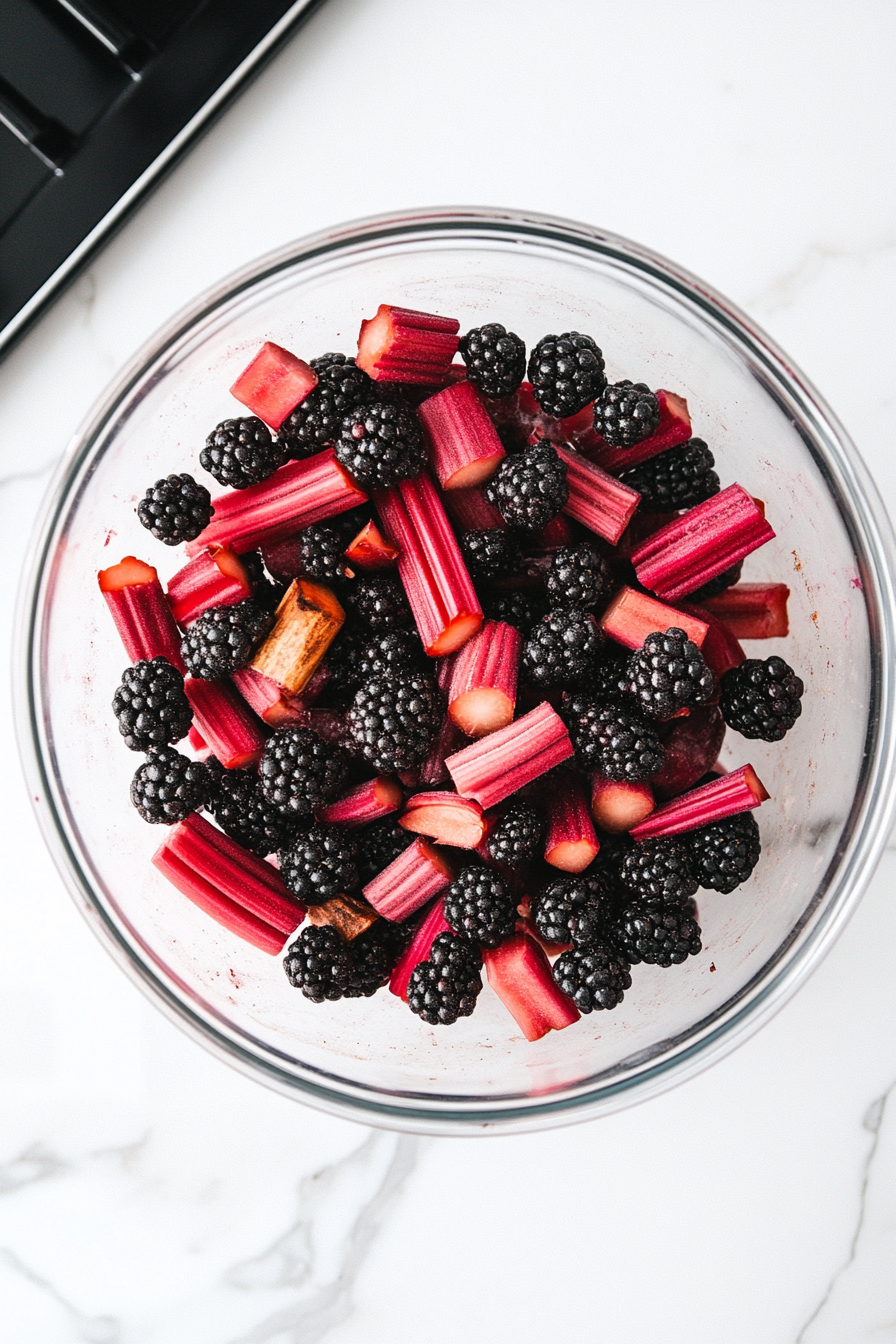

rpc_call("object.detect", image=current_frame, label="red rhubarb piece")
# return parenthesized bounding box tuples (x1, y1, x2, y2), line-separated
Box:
(389, 897, 451, 1000)
(701, 583, 790, 640)
(418, 381, 506, 489)
(414, 715, 466, 788)
(98, 556, 186, 671)
(530, 513, 577, 551)
(484, 931, 580, 1041)
(230, 341, 317, 431)
(318, 775, 404, 826)
(399, 792, 486, 849)
(188, 724, 212, 760)
(441, 484, 507, 532)
(616, 510, 681, 560)
(166, 545, 252, 627)
(631, 764, 769, 840)
(590, 775, 655, 833)
(343, 520, 400, 571)
(544, 773, 600, 872)
(583, 390, 692, 474)
(230, 666, 308, 727)
(152, 845, 286, 955)
(363, 837, 455, 921)
(447, 620, 520, 738)
(552, 443, 641, 545)
(600, 586, 709, 651)
(446, 702, 574, 809)
(678, 601, 746, 679)
(184, 676, 267, 769)
(649, 705, 726, 800)
(357, 304, 460, 385)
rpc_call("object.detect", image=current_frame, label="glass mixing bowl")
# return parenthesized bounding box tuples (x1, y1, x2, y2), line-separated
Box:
(15, 208, 896, 1133)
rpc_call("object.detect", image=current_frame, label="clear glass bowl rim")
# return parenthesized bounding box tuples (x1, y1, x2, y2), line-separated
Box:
(14, 205, 896, 1135)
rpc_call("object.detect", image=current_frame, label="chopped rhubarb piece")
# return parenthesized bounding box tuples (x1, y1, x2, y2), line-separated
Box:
(231, 666, 303, 727)
(590, 775, 655, 833)
(447, 620, 520, 738)
(701, 583, 791, 640)
(530, 513, 577, 550)
(544, 773, 600, 872)
(399, 792, 486, 849)
(552, 444, 641, 545)
(260, 534, 303, 583)
(441, 483, 507, 532)
(600, 586, 709, 651)
(98, 556, 186, 671)
(650, 705, 726, 800)
(418, 381, 506, 489)
(389, 896, 451, 1000)
(631, 764, 769, 840)
(166, 545, 251, 627)
(152, 845, 286, 955)
(184, 676, 267, 769)
(318, 775, 404, 826)
(617, 510, 681, 560)
(306, 894, 379, 941)
(357, 304, 460, 385)
(374, 471, 483, 656)
(230, 341, 317, 430)
(678, 601, 746, 679)
(249, 579, 344, 695)
(632, 484, 776, 602)
(185, 450, 368, 556)
(584, 390, 692, 474)
(484, 932, 580, 1041)
(343, 520, 400, 570)
(363, 837, 454, 921)
(416, 715, 466, 787)
(188, 724, 212, 760)
(446, 702, 574, 809)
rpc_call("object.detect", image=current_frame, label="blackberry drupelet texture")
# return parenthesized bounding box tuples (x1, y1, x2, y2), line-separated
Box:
(335, 401, 426, 488)
(552, 945, 632, 1012)
(181, 597, 272, 679)
(112, 657, 192, 751)
(344, 919, 407, 997)
(618, 837, 698, 906)
(443, 867, 516, 949)
(487, 801, 544, 868)
(586, 654, 632, 705)
(562, 695, 664, 781)
(612, 899, 702, 966)
(592, 381, 660, 448)
(260, 726, 349, 817)
(355, 630, 425, 681)
(130, 747, 210, 824)
(458, 323, 527, 397)
(407, 931, 483, 1025)
(484, 589, 546, 633)
(527, 332, 606, 417)
(485, 439, 569, 531)
(205, 760, 299, 856)
(458, 529, 522, 583)
(279, 823, 358, 905)
(532, 871, 616, 949)
(545, 543, 613, 609)
(522, 608, 603, 689)
(292, 517, 359, 581)
(278, 354, 373, 458)
(344, 575, 413, 631)
(283, 925, 352, 1001)
(137, 474, 212, 545)
(686, 812, 762, 893)
(720, 656, 804, 740)
(200, 417, 286, 489)
(347, 672, 442, 771)
(626, 628, 714, 720)
(355, 818, 412, 888)
(619, 437, 720, 509)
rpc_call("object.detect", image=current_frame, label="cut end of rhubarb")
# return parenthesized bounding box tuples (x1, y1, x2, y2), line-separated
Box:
(399, 792, 486, 849)
(600, 586, 709, 651)
(357, 304, 460, 384)
(98, 556, 157, 591)
(343, 520, 400, 571)
(484, 932, 580, 1041)
(230, 341, 318, 430)
(590, 775, 655, 833)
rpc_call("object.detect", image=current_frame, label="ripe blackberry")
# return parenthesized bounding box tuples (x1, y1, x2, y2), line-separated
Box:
(112, 657, 192, 751)
(458, 323, 526, 397)
(295, 517, 358, 581)
(527, 332, 606, 418)
(592, 832, 634, 887)
(324, 624, 371, 697)
(532, 871, 616, 949)
(686, 813, 761, 893)
(346, 672, 441, 771)
(137, 474, 212, 546)
(459, 528, 522, 583)
(344, 575, 413, 631)
(443, 867, 516, 949)
(407, 931, 483, 1026)
(552, 945, 632, 1012)
(689, 560, 743, 601)
(522, 609, 603, 689)
(260, 725, 349, 817)
(562, 696, 664, 782)
(483, 588, 545, 633)
(344, 919, 407, 997)
(283, 925, 352, 1002)
(204, 760, 299, 856)
(625, 628, 714, 720)
(355, 818, 411, 887)
(619, 837, 698, 906)
(487, 802, 544, 868)
(545, 543, 613, 609)
(200, 417, 286, 489)
(586, 653, 632, 705)
(130, 747, 210, 824)
(619, 438, 720, 509)
(720, 656, 804, 741)
(592, 381, 660, 448)
(485, 440, 569, 531)
(335, 401, 426, 488)
(355, 629, 425, 681)
(279, 824, 358, 905)
(181, 597, 272, 678)
(278, 354, 373, 458)
(612, 898, 702, 966)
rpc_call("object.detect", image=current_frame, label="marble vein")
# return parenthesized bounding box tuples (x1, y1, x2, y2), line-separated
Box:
(747, 236, 896, 316)
(0, 1246, 120, 1343)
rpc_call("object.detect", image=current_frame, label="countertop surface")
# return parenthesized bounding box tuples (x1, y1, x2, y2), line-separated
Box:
(2, 2, 896, 1340)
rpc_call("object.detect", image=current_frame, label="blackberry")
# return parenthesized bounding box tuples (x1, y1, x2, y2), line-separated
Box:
(625, 628, 714, 720)
(458, 323, 526, 397)
(619, 438, 720, 509)
(527, 332, 606, 418)
(562, 696, 664, 782)
(283, 925, 352, 1002)
(686, 813, 761, 894)
(200, 417, 286, 489)
(324, 624, 371, 697)
(586, 653, 632, 705)
(130, 747, 210, 824)
(443, 867, 516, 949)
(618, 837, 698, 906)
(552, 945, 632, 1012)
(112, 657, 192, 751)
(612, 898, 702, 967)
(532, 871, 616, 949)
(346, 672, 441, 771)
(355, 629, 425, 681)
(279, 823, 358, 905)
(483, 589, 546, 633)
(205, 760, 299, 856)
(592, 832, 634, 887)
(294, 517, 358, 581)
(344, 919, 407, 997)
(689, 560, 743, 602)
(458, 529, 522, 583)
(355, 818, 411, 887)
(522, 608, 602, 689)
(137, 474, 212, 546)
(720, 656, 804, 741)
(487, 802, 544, 868)
(407, 931, 483, 1025)
(485, 440, 569, 532)
(344, 575, 413, 631)
(592, 381, 660, 448)
(335, 401, 426, 488)
(260, 726, 349, 817)
(180, 598, 272, 679)
(278, 354, 373, 458)
(545, 543, 613, 609)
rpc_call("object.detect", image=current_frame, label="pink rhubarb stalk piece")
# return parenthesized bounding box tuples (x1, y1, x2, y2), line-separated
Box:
(166, 545, 252, 626)
(363, 838, 454, 921)
(484, 932, 580, 1041)
(188, 724, 212, 760)
(357, 304, 460, 384)
(415, 715, 466, 787)
(583, 390, 692, 474)
(152, 845, 286, 955)
(184, 676, 267, 769)
(418, 380, 506, 489)
(399, 792, 486, 849)
(441, 483, 507, 532)
(343, 520, 400, 570)
(632, 484, 776, 601)
(389, 897, 451, 1000)
(552, 443, 641, 545)
(98, 556, 186, 671)
(318, 775, 404, 826)
(230, 341, 317, 430)
(630, 764, 769, 840)
(544, 774, 600, 872)
(374, 471, 483, 655)
(701, 583, 790, 639)
(678, 602, 746, 679)
(590, 775, 655, 833)
(600, 586, 709, 651)
(447, 620, 521, 738)
(530, 514, 577, 551)
(186, 450, 368, 556)
(446, 702, 574, 809)
(230, 665, 315, 727)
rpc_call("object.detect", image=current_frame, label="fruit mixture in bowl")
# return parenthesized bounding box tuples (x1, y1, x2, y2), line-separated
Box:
(98, 303, 804, 1042)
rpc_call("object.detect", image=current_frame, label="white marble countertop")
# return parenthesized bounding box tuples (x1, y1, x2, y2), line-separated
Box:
(2, 2, 896, 1339)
